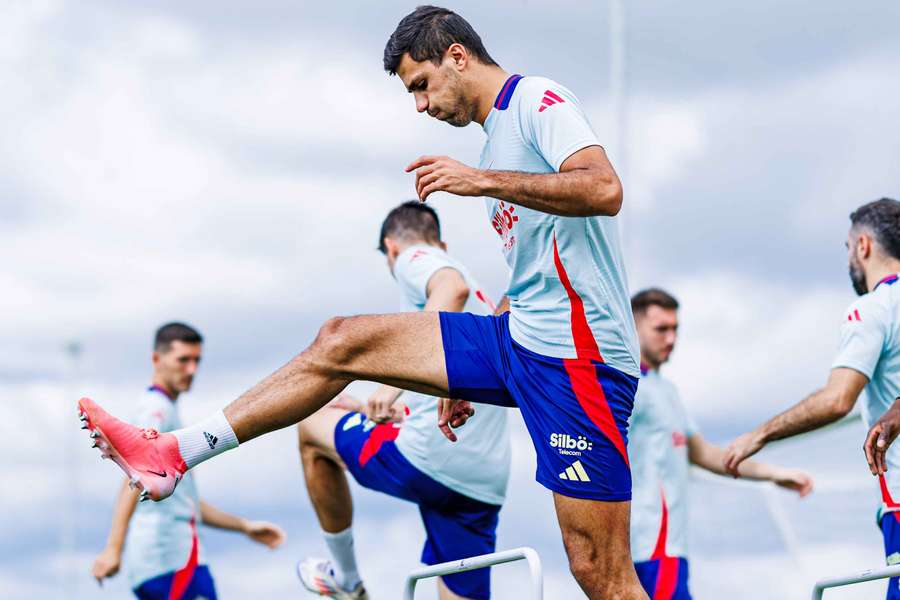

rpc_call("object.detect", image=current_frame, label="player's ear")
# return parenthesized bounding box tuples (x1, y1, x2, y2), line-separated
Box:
(858, 232, 873, 260)
(384, 237, 400, 259)
(446, 43, 468, 71)
(439, 240, 448, 252)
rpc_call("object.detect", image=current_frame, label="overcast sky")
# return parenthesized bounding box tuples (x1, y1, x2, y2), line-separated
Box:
(3, 1, 900, 598)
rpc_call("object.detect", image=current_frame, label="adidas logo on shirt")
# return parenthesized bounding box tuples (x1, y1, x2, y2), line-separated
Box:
(558, 460, 591, 482)
(204, 431, 218, 450)
(538, 89, 565, 112)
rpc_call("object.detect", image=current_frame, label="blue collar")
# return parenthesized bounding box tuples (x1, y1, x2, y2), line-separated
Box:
(148, 384, 174, 401)
(493, 74, 523, 111)
(875, 274, 899, 291)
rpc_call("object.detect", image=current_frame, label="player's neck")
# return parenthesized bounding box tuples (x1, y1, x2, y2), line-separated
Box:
(640, 355, 660, 373)
(473, 66, 511, 125)
(866, 260, 900, 292)
(150, 377, 178, 401)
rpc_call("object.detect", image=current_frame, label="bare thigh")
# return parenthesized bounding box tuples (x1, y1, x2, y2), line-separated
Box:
(298, 406, 348, 468)
(225, 311, 449, 441)
(319, 311, 450, 396)
(553, 493, 644, 599)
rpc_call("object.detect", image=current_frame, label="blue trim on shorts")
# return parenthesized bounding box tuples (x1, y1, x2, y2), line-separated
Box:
(439, 311, 637, 501)
(334, 412, 499, 600)
(134, 565, 217, 600)
(882, 515, 900, 599)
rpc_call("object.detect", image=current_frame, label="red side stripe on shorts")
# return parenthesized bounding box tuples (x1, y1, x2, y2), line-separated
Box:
(358, 423, 401, 466)
(650, 489, 678, 600)
(562, 359, 629, 467)
(552, 235, 603, 363)
(169, 517, 199, 600)
(878, 474, 900, 523)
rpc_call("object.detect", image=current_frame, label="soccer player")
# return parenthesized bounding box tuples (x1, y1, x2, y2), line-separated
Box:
(723, 198, 900, 599)
(80, 7, 647, 597)
(295, 201, 510, 600)
(628, 289, 813, 599)
(90, 323, 286, 600)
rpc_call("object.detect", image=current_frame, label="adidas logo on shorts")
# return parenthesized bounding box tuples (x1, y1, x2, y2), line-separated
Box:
(558, 460, 591, 482)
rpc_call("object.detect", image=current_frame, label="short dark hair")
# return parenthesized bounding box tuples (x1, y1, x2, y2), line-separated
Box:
(378, 201, 441, 254)
(850, 198, 900, 260)
(631, 288, 679, 318)
(154, 322, 203, 352)
(383, 6, 498, 75)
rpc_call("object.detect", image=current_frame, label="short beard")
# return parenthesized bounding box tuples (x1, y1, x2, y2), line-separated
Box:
(442, 75, 476, 127)
(849, 262, 868, 296)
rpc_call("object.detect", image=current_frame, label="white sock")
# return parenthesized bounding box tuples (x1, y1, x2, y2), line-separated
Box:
(172, 410, 239, 469)
(324, 526, 361, 590)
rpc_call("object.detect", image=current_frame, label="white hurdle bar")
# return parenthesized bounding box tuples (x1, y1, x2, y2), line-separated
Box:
(403, 546, 543, 600)
(811, 564, 900, 599)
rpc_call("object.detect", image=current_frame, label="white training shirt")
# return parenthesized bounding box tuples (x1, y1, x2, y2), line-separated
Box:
(391, 244, 511, 505)
(479, 74, 640, 376)
(124, 387, 203, 588)
(628, 368, 698, 562)
(831, 274, 900, 495)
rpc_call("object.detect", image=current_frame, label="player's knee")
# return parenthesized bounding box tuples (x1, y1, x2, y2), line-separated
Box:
(304, 316, 360, 373)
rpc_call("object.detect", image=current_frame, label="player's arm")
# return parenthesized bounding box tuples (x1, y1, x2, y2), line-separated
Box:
(688, 433, 813, 497)
(494, 295, 510, 315)
(723, 367, 868, 475)
(864, 397, 900, 475)
(91, 477, 139, 585)
(406, 146, 622, 217)
(198, 500, 285, 549)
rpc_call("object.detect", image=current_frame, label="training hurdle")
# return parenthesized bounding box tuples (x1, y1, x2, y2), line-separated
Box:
(811, 564, 900, 599)
(403, 546, 543, 600)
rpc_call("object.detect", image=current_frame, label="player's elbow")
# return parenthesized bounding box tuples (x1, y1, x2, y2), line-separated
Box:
(828, 391, 855, 419)
(586, 172, 623, 216)
(450, 282, 471, 307)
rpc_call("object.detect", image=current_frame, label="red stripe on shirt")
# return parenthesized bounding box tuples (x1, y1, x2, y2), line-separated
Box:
(552, 235, 603, 362)
(168, 517, 199, 600)
(650, 489, 679, 599)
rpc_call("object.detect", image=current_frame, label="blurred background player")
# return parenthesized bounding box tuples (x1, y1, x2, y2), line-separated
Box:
(628, 289, 813, 599)
(725, 197, 900, 599)
(90, 323, 286, 600)
(296, 202, 511, 600)
(80, 6, 644, 597)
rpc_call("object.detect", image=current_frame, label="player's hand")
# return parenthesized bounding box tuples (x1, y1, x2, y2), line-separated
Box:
(405, 155, 486, 202)
(723, 430, 765, 477)
(366, 389, 405, 424)
(437, 398, 475, 442)
(865, 400, 900, 475)
(330, 393, 366, 413)
(243, 520, 286, 549)
(772, 468, 814, 497)
(91, 546, 121, 585)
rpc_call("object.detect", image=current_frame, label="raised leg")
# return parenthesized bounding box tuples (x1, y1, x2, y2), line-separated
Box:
(225, 312, 448, 442)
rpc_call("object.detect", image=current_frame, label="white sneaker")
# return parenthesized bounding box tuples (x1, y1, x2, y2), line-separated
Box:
(296, 558, 368, 599)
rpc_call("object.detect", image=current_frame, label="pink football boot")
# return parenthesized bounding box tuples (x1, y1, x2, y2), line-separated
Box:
(78, 397, 187, 502)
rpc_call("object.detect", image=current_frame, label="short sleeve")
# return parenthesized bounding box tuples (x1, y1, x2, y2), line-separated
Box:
(831, 299, 888, 380)
(394, 248, 461, 308)
(134, 395, 174, 431)
(518, 80, 601, 172)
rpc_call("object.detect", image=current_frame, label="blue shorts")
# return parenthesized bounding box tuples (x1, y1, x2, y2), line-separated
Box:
(881, 514, 900, 599)
(634, 557, 691, 599)
(439, 311, 637, 501)
(335, 412, 500, 600)
(134, 565, 217, 600)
